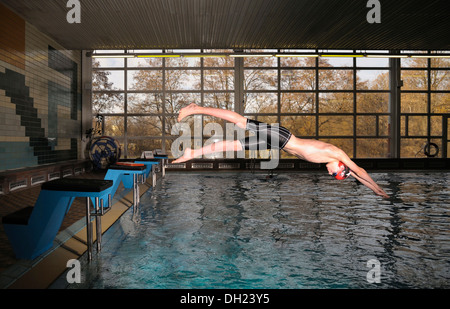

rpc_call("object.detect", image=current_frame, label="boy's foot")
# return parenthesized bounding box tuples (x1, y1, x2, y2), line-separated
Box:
(171, 148, 196, 163)
(178, 103, 199, 122)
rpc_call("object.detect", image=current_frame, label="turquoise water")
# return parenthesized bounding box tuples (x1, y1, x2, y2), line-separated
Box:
(62, 171, 450, 289)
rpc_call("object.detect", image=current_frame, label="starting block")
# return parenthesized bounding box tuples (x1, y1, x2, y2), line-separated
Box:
(2, 179, 113, 260)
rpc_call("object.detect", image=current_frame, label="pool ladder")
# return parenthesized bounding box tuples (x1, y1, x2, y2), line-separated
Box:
(86, 173, 145, 260)
(86, 194, 112, 259)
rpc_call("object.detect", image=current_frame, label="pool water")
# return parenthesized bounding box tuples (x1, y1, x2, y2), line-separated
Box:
(64, 171, 450, 289)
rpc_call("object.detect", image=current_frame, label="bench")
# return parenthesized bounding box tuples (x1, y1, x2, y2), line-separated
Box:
(2, 179, 113, 260)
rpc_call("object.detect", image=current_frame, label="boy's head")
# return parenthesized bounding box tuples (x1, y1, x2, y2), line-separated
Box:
(331, 161, 351, 180)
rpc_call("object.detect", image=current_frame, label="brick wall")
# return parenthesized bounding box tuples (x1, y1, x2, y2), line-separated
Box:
(0, 3, 82, 171)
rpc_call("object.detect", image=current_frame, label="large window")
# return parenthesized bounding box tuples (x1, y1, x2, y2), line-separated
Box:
(92, 50, 450, 159)
(93, 49, 235, 158)
(400, 51, 450, 158)
(241, 51, 391, 158)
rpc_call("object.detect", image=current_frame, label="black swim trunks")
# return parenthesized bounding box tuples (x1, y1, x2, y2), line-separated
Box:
(239, 119, 292, 151)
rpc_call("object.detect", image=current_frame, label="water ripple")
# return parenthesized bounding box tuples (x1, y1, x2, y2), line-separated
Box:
(71, 172, 450, 289)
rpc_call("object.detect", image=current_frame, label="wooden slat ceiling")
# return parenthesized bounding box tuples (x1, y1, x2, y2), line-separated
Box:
(1, 0, 449, 51)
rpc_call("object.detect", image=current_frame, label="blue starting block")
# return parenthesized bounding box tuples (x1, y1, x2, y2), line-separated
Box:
(153, 153, 168, 177)
(2, 179, 113, 260)
(116, 160, 158, 182)
(105, 163, 147, 212)
(119, 158, 161, 185)
(3, 163, 153, 261)
(135, 149, 168, 177)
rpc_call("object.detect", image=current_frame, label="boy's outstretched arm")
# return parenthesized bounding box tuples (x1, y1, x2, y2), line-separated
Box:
(336, 151, 389, 198)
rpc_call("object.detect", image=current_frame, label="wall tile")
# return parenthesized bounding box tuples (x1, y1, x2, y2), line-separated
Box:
(0, 5, 81, 171)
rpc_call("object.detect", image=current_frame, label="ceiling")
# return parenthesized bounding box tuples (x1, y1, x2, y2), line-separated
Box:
(1, 0, 449, 51)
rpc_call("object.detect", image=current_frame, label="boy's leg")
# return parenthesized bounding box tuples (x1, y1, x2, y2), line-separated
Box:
(172, 140, 243, 163)
(178, 103, 247, 129)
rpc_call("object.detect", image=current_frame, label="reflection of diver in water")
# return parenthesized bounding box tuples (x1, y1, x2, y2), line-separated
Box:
(174, 104, 389, 198)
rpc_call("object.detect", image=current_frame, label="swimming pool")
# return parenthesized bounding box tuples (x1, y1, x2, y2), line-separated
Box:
(59, 171, 450, 289)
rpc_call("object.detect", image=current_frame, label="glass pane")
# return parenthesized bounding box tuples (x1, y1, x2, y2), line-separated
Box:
(203, 93, 234, 110)
(244, 70, 278, 90)
(127, 70, 163, 90)
(319, 57, 353, 67)
(430, 70, 449, 90)
(431, 57, 450, 68)
(356, 70, 389, 90)
(165, 57, 200, 67)
(94, 50, 125, 53)
(164, 139, 176, 158)
(92, 70, 124, 90)
(318, 116, 353, 136)
(320, 138, 353, 156)
(166, 70, 201, 90)
(165, 93, 201, 114)
(379, 115, 389, 136)
(127, 116, 163, 137)
(318, 70, 353, 90)
(93, 58, 124, 68)
(173, 49, 201, 53)
(401, 93, 427, 113)
(92, 93, 124, 114)
(280, 57, 316, 67)
(430, 116, 442, 136)
(127, 139, 162, 158)
(401, 70, 427, 90)
(408, 116, 428, 136)
(356, 139, 389, 158)
(165, 116, 181, 136)
(244, 55, 277, 67)
(356, 57, 389, 68)
(103, 116, 124, 137)
(401, 138, 428, 158)
(357, 116, 376, 136)
(204, 70, 234, 90)
(281, 116, 316, 136)
(280, 70, 315, 90)
(127, 93, 163, 114)
(319, 92, 353, 113)
(401, 115, 406, 136)
(244, 93, 277, 114)
(448, 118, 450, 137)
(431, 93, 450, 113)
(134, 49, 163, 53)
(255, 115, 278, 125)
(401, 57, 427, 68)
(127, 57, 162, 68)
(203, 56, 234, 67)
(280, 93, 315, 113)
(356, 93, 389, 113)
